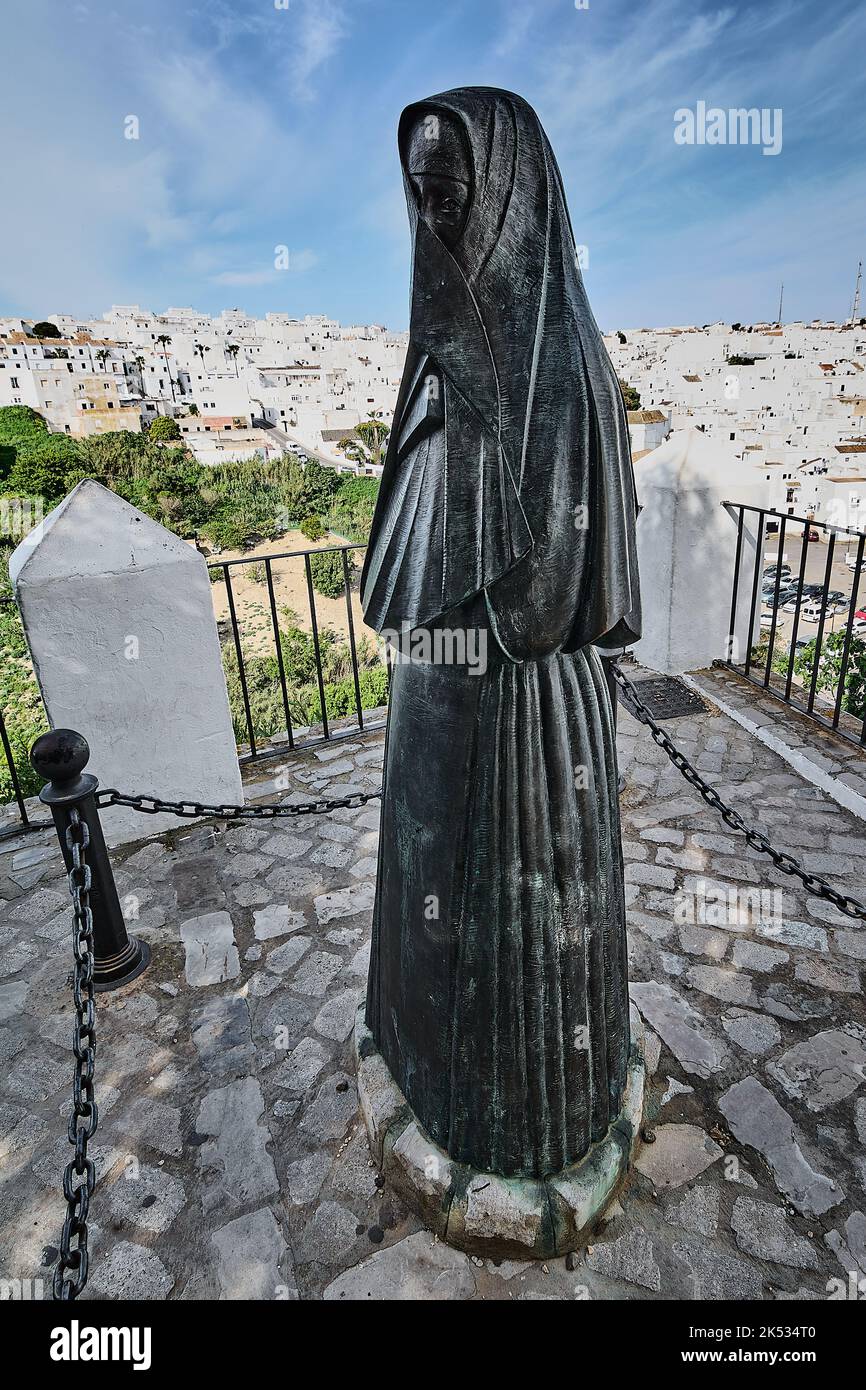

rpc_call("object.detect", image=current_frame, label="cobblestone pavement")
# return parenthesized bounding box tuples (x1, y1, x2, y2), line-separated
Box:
(1, 670, 865, 1301)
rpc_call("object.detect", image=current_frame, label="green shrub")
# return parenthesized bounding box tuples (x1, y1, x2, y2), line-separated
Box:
(0, 405, 49, 446)
(300, 514, 325, 542)
(0, 406, 51, 486)
(310, 548, 353, 599)
(221, 618, 387, 743)
(0, 600, 47, 802)
(200, 510, 254, 551)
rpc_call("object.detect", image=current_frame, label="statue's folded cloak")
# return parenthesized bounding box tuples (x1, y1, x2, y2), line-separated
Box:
(361, 86, 641, 658)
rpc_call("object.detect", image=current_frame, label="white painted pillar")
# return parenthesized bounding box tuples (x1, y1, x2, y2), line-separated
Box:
(631, 428, 769, 676)
(10, 480, 243, 844)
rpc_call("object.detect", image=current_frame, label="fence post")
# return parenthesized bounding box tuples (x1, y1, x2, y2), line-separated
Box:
(31, 728, 150, 990)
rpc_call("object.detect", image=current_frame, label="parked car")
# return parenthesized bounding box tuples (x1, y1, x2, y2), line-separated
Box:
(800, 602, 824, 622)
(799, 597, 849, 621)
(764, 574, 801, 592)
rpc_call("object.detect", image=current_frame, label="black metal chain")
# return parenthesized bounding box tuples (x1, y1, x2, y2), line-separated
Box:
(611, 663, 866, 922)
(54, 807, 98, 1301)
(95, 787, 382, 819)
(95, 673, 865, 924)
(43, 673, 861, 1305)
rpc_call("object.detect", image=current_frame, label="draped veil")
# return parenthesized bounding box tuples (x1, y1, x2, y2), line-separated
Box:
(361, 86, 641, 657)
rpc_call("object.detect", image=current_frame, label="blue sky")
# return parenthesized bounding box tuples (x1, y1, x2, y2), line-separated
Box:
(2, 0, 864, 331)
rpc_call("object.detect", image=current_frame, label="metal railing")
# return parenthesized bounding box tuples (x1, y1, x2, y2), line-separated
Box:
(0, 595, 50, 839)
(723, 502, 866, 746)
(208, 540, 389, 762)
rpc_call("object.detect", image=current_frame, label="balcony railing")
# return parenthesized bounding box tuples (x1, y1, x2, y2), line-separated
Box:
(208, 540, 389, 762)
(723, 502, 866, 746)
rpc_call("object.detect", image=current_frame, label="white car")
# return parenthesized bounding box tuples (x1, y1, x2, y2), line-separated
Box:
(800, 602, 824, 622)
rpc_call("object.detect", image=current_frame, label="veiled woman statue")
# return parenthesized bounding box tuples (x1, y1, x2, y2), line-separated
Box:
(360, 87, 641, 1186)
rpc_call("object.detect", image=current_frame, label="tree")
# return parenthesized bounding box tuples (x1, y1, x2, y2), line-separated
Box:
(299, 457, 340, 513)
(337, 418, 390, 470)
(618, 378, 641, 412)
(617, 331, 626, 345)
(95, 347, 111, 371)
(194, 342, 211, 372)
(187, 403, 199, 417)
(300, 514, 325, 541)
(0, 405, 48, 448)
(6, 433, 83, 503)
(148, 415, 181, 442)
(156, 333, 177, 404)
(31, 321, 61, 339)
(77, 429, 159, 477)
(225, 343, 241, 375)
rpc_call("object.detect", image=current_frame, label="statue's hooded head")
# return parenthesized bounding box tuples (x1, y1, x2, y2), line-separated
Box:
(363, 87, 641, 654)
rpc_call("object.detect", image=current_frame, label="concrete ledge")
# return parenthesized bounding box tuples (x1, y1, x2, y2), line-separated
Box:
(354, 1001, 645, 1260)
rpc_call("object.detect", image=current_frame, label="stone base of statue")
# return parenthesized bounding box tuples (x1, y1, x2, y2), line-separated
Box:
(354, 999, 646, 1261)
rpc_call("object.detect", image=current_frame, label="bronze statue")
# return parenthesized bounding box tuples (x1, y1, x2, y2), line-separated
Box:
(360, 87, 641, 1182)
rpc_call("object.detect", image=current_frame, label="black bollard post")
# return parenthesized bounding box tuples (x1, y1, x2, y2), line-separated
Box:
(30, 729, 150, 990)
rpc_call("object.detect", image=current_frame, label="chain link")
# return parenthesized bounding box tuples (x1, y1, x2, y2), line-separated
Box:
(95, 787, 382, 818)
(54, 807, 97, 1301)
(97, 676, 865, 924)
(43, 674, 862, 1302)
(611, 664, 866, 922)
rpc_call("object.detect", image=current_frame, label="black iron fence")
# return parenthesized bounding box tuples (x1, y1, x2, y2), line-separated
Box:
(208, 540, 389, 762)
(723, 502, 866, 746)
(0, 595, 50, 839)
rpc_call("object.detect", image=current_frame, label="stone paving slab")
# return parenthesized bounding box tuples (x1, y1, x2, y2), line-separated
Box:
(0, 670, 865, 1300)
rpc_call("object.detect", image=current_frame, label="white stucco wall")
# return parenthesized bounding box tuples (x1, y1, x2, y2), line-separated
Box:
(10, 480, 243, 844)
(631, 429, 768, 675)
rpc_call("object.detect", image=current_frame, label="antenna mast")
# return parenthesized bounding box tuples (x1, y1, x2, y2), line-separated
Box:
(777, 282, 784, 325)
(850, 261, 862, 324)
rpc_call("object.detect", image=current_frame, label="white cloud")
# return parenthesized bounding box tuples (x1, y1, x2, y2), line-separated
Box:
(292, 0, 349, 93)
